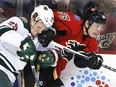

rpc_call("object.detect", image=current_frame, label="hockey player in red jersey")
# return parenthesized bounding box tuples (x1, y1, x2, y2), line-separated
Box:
(38, 1, 106, 87)
(53, 1, 106, 80)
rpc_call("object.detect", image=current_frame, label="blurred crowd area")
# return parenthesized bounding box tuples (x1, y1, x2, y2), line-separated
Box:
(0, 0, 116, 54)
(0, 0, 116, 18)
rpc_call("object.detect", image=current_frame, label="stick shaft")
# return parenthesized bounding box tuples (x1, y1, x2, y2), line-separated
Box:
(102, 64, 116, 72)
(31, 65, 40, 87)
(51, 41, 89, 60)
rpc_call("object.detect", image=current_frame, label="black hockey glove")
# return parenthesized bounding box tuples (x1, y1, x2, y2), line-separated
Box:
(66, 40, 86, 51)
(61, 40, 85, 61)
(61, 48, 74, 61)
(86, 52, 103, 69)
(38, 28, 56, 47)
(74, 51, 89, 68)
(74, 52, 103, 69)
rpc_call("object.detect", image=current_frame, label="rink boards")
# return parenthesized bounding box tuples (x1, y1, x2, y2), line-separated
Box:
(61, 54, 116, 87)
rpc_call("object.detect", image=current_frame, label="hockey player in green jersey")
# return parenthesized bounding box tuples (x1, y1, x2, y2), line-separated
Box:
(0, 5, 56, 87)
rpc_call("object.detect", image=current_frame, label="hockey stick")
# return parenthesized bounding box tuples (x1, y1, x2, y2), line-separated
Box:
(31, 63, 40, 87)
(51, 41, 116, 72)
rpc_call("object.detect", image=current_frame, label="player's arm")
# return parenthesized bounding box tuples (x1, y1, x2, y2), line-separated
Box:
(0, 27, 23, 48)
(62, 40, 103, 69)
(61, 40, 86, 61)
(0, 28, 37, 63)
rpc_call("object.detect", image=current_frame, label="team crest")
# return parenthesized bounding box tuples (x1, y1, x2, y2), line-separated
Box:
(96, 32, 115, 48)
(20, 17, 28, 23)
(58, 11, 70, 21)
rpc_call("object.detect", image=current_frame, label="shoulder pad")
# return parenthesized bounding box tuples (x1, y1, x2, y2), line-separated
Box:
(19, 17, 30, 31)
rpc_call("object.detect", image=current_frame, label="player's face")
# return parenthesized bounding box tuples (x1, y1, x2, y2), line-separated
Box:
(31, 20, 47, 36)
(88, 22, 104, 38)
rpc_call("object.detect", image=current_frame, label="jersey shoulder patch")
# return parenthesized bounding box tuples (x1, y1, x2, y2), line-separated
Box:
(20, 17, 28, 23)
(19, 17, 30, 31)
(74, 15, 81, 22)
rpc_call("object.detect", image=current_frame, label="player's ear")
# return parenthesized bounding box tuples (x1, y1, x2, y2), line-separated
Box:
(30, 17, 35, 25)
(85, 20, 89, 29)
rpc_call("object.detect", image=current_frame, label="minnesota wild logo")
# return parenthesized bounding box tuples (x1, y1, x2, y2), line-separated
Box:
(96, 32, 115, 48)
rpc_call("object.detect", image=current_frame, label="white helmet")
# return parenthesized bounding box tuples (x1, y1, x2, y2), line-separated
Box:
(31, 5, 54, 28)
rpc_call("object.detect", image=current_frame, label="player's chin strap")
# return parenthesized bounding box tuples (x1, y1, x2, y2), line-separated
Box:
(50, 41, 116, 72)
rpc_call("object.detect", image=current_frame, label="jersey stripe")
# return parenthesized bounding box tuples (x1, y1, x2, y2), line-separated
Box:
(0, 58, 12, 72)
(0, 25, 13, 36)
(0, 53, 16, 72)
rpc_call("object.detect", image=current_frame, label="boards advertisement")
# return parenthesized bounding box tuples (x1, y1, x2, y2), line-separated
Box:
(61, 54, 116, 87)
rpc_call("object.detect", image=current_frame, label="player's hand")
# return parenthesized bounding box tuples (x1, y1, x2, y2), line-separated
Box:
(61, 48, 74, 61)
(85, 52, 103, 69)
(37, 50, 55, 68)
(38, 28, 56, 47)
(20, 36, 37, 63)
(74, 51, 103, 69)
(66, 40, 86, 51)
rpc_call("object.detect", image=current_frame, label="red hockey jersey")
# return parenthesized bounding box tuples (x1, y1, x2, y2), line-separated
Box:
(53, 11, 98, 79)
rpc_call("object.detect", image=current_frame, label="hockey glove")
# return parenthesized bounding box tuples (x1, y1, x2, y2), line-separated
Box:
(74, 52, 103, 69)
(74, 51, 89, 68)
(86, 52, 103, 69)
(61, 48, 74, 61)
(38, 28, 56, 47)
(66, 40, 86, 51)
(20, 36, 37, 63)
(37, 50, 55, 68)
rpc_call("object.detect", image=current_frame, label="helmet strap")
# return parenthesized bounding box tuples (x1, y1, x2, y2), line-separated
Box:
(84, 20, 93, 36)
(31, 20, 38, 29)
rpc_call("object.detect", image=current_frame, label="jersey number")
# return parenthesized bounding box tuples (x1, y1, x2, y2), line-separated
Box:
(8, 21, 18, 30)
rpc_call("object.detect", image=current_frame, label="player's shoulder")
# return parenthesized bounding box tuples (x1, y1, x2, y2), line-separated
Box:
(19, 17, 29, 24)
(10, 16, 30, 29)
(8, 16, 29, 24)
(1, 16, 30, 31)
(18, 17, 30, 29)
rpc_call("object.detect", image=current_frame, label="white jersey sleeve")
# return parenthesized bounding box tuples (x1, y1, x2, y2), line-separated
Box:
(0, 16, 29, 37)
(0, 16, 31, 82)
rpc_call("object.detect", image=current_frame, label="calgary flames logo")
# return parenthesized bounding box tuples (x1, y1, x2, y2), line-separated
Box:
(96, 32, 115, 48)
